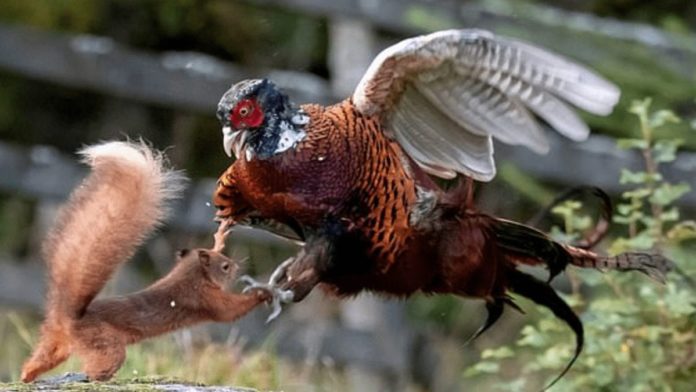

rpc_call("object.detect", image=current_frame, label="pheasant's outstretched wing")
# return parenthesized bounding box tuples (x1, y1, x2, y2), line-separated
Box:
(352, 29, 620, 181)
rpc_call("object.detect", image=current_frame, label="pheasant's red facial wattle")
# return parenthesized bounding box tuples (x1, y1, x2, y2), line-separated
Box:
(230, 99, 264, 129)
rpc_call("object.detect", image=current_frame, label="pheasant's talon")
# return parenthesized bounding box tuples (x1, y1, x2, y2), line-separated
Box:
(238, 275, 294, 322)
(268, 257, 294, 286)
(239, 275, 261, 293)
(267, 303, 282, 323)
(266, 288, 294, 324)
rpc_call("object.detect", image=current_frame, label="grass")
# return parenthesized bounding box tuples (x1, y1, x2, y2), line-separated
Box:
(0, 310, 349, 392)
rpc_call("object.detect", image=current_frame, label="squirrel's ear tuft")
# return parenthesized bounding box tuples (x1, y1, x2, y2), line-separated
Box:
(198, 250, 211, 266)
(176, 249, 190, 260)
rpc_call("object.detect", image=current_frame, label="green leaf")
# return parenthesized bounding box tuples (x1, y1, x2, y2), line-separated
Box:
(518, 325, 548, 348)
(617, 138, 649, 150)
(628, 232, 657, 250)
(617, 202, 639, 215)
(613, 215, 634, 225)
(653, 139, 684, 163)
(629, 98, 651, 117)
(575, 216, 592, 231)
(659, 207, 680, 222)
(620, 169, 662, 185)
(463, 361, 500, 376)
(666, 221, 696, 243)
(622, 188, 652, 200)
(649, 109, 681, 128)
(611, 232, 656, 252)
(592, 298, 640, 314)
(649, 183, 690, 205)
(632, 326, 669, 342)
(663, 286, 696, 315)
(481, 346, 514, 359)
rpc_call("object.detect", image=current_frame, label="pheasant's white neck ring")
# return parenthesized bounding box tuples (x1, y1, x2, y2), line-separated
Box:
(222, 110, 308, 161)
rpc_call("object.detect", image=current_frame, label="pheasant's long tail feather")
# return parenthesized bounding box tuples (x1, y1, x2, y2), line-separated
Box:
(507, 269, 583, 391)
(527, 186, 612, 249)
(566, 246, 674, 284)
(493, 218, 674, 284)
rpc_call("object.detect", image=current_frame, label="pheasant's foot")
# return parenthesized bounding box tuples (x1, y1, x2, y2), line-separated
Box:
(239, 275, 294, 323)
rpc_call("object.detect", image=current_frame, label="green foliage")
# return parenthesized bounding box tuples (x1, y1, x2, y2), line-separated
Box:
(464, 99, 696, 391)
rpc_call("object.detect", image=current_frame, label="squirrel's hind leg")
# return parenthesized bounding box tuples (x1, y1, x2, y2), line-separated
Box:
(80, 343, 126, 381)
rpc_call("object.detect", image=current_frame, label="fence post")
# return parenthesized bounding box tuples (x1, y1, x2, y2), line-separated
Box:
(329, 17, 413, 391)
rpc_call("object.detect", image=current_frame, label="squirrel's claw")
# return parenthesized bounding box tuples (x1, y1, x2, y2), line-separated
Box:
(238, 275, 294, 323)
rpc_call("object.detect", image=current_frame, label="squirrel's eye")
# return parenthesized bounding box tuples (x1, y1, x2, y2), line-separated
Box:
(221, 262, 230, 272)
(239, 106, 250, 117)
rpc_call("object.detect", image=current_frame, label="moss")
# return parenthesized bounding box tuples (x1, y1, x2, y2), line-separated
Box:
(0, 377, 258, 391)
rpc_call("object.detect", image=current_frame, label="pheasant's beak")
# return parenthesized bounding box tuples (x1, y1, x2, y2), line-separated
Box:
(222, 126, 249, 158)
(222, 126, 234, 157)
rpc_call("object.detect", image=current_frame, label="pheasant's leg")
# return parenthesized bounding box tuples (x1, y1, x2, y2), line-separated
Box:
(277, 235, 332, 302)
(241, 236, 331, 322)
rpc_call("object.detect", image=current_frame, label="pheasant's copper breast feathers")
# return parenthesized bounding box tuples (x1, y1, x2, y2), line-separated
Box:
(353, 29, 621, 181)
(321, 102, 417, 272)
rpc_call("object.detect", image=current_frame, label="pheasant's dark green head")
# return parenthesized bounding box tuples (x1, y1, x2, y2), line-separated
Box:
(217, 79, 309, 160)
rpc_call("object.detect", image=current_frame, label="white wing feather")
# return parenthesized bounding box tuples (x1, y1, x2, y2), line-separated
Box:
(353, 29, 620, 181)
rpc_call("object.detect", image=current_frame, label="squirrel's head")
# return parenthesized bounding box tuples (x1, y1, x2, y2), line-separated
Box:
(177, 248, 239, 287)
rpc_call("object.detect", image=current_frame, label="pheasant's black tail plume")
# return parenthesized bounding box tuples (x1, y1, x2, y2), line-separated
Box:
(507, 269, 583, 391)
(494, 219, 573, 281)
(464, 296, 524, 345)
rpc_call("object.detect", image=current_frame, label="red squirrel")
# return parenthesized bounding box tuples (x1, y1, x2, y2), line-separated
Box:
(21, 141, 270, 382)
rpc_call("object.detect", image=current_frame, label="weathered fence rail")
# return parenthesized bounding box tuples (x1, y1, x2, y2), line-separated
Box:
(0, 23, 333, 113)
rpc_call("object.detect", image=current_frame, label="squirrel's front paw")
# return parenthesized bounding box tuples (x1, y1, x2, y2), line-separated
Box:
(247, 287, 273, 303)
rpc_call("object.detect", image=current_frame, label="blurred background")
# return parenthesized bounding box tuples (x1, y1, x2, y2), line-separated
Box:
(0, 0, 695, 391)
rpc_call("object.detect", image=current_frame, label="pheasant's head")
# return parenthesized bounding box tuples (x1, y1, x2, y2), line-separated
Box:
(217, 79, 308, 160)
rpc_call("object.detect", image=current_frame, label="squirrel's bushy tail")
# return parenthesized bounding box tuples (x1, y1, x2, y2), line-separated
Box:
(44, 140, 186, 319)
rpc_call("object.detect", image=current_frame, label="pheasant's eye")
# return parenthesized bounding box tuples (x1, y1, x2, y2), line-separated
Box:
(230, 98, 264, 128)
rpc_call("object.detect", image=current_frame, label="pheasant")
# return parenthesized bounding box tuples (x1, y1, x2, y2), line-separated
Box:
(212, 29, 672, 387)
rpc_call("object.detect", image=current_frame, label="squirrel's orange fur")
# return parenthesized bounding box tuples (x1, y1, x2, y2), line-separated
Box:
(21, 141, 268, 382)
